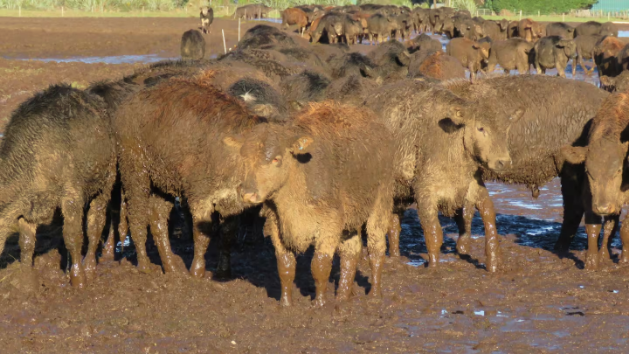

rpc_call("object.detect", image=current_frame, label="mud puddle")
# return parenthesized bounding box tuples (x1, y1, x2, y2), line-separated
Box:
(7, 54, 176, 65)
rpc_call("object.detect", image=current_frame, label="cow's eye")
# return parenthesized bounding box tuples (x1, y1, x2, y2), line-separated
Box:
(477, 127, 485, 133)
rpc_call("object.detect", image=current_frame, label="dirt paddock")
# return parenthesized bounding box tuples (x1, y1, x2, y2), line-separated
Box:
(1, 17, 629, 353)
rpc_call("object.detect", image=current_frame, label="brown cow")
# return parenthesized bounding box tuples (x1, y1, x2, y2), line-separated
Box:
(486, 38, 534, 75)
(113, 72, 272, 278)
(562, 92, 629, 269)
(368, 80, 523, 270)
(282, 8, 308, 36)
(518, 18, 543, 42)
(411, 51, 465, 80)
(227, 102, 395, 307)
(594, 36, 624, 78)
(446, 37, 491, 82)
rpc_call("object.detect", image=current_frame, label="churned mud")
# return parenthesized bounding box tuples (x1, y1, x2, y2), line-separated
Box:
(1, 17, 629, 353)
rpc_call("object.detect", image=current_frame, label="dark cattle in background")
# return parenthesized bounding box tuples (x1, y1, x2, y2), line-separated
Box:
(576, 21, 619, 37)
(574, 34, 602, 76)
(486, 38, 534, 74)
(533, 36, 577, 78)
(546, 22, 575, 39)
(180, 30, 206, 60)
(199, 6, 213, 34)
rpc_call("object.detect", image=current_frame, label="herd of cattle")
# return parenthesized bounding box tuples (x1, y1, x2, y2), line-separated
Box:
(2, 5, 629, 307)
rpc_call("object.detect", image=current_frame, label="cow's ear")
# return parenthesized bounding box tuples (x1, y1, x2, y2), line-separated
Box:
(448, 105, 469, 126)
(561, 146, 587, 165)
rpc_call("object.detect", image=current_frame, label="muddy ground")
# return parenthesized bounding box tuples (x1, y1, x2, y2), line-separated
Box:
(1, 17, 629, 353)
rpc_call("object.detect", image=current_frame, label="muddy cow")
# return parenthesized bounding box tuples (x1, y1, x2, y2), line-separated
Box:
(366, 13, 397, 44)
(600, 70, 629, 92)
(228, 78, 289, 121)
(533, 36, 577, 78)
(365, 40, 411, 82)
(199, 6, 213, 34)
(407, 33, 443, 54)
(561, 92, 629, 269)
(395, 13, 414, 41)
(325, 74, 380, 105)
(546, 22, 575, 39)
(113, 73, 271, 279)
(226, 102, 395, 307)
(0, 85, 117, 288)
(327, 52, 379, 79)
(594, 36, 625, 78)
(368, 80, 522, 270)
(615, 42, 629, 74)
(280, 70, 331, 106)
(576, 21, 619, 37)
(181, 30, 206, 60)
(574, 34, 602, 76)
(482, 20, 503, 41)
(446, 37, 491, 82)
(410, 51, 465, 80)
(458, 18, 484, 41)
(507, 20, 519, 38)
(518, 18, 544, 43)
(412, 7, 430, 33)
(486, 38, 534, 75)
(343, 14, 365, 45)
(282, 8, 308, 36)
(441, 76, 608, 257)
(238, 25, 298, 51)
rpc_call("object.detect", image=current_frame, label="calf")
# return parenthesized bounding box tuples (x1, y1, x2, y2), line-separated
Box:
(576, 21, 618, 37)
(411, 51, 465, 80)
(533, 36, 577, 78)
(0, 85, 117, 287)
(228, 103, 395, 307)
(368, 81, 522, 270)
(442, 76, 609, 258)
(282, 8, 308, 36)
(546, 22, 575, 39)
(446, 37, 491, 82)
(594, 36, 624, 78)
(180, 30, 205, 60)
(562, 92, 629, 269)
(199, 6, 213, 34)
(574, 34, 602, 76)
(486, 38, 534, 75)
(518, 18, 544, 43)
(113, 73, 271, 278)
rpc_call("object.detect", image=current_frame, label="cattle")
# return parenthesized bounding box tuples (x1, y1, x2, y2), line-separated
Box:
(561, 92, 629, 269)
(407, 33, 443, 54)
(446, 37, 491, 82)
(486, 38, 534, 75)
(546, 22, 575, 39)
(282, 8, 308, 36)
(600, 70, 629, 92)
(410, 51, 465, 80)
(441, 76, 609, 257)
(199, 6, 213, 34)
(112, 72, 275, 279)
(533, 36, 577, 78)
(0, 85, 117, 288)
(518, 18, 544, 43)
(574, 34, 603, 76)
(227, 102, 395, 307)
(594, 36, 624, 78)
(366, 13, 397, 44)
(576, 21, 619, 38)
(366, 40, 411, 82)
(368, 80, 523, 270)
(180, 30, 206, 61)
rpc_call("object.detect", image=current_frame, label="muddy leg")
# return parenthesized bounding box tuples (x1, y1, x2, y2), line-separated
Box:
(85, 195, 108, 280)
(116, 192, 128, 254)
(101, 226, 116, 261)
(18, 218, 37, 267)
(215, 215, 237, 280)
(387, 213, 401, 257)
(264, 211, 295, 306)
(367, 199, 389, 298)
(455, 200, 475, 256)
(620, 218, 629, 263)
(311, 250, 333, 307)
(61, 189, 86, 288)
(190, 211, 211, 278)
(555, 171, 586, 254)
(476, 188, 500, 273)
(418, 207, 442, 268)
(584, 211, 602, 270)
(148, 196, 187, 275)
(600, 214, 619, 262)
(336, 234, 361, 302)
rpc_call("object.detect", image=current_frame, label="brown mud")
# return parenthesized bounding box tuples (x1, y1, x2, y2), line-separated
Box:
(1, 17, 629, 353)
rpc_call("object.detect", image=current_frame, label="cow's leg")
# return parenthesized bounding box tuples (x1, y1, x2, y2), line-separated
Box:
(584, 211, 602, 270)
(600, 214, 619, 262)
(85, 194, 108, 280)
(620, 217, 629, 263)
(456, 199, 475, 256)
(336, 233, 361, 302)
(312, 221, 341, 307)
(366, 189, 390, 299)
(475, 186, 500, 273)
(189, 210, 212, 278)
(215, 215, 237, 279)
(417, 205, 442, 268)
(264, 209, 296, 306)
(148, 195, 187, 275)
(18, 218, 37, 267)
(556, 170, 585, 254)
(62, 185, 87, 288)
(387, 212, 401, 257)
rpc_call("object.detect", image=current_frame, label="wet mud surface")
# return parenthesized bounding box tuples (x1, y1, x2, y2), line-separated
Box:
(1, 17, 629, 353)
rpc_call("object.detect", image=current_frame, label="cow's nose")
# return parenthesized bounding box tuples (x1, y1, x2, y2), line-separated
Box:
(494, 159, 511, 171)
(595, 204, 615, 216)
(241, 189, 260, 204)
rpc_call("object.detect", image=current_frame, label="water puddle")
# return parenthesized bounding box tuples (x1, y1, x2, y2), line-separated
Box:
(6, 54, 176, 65)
